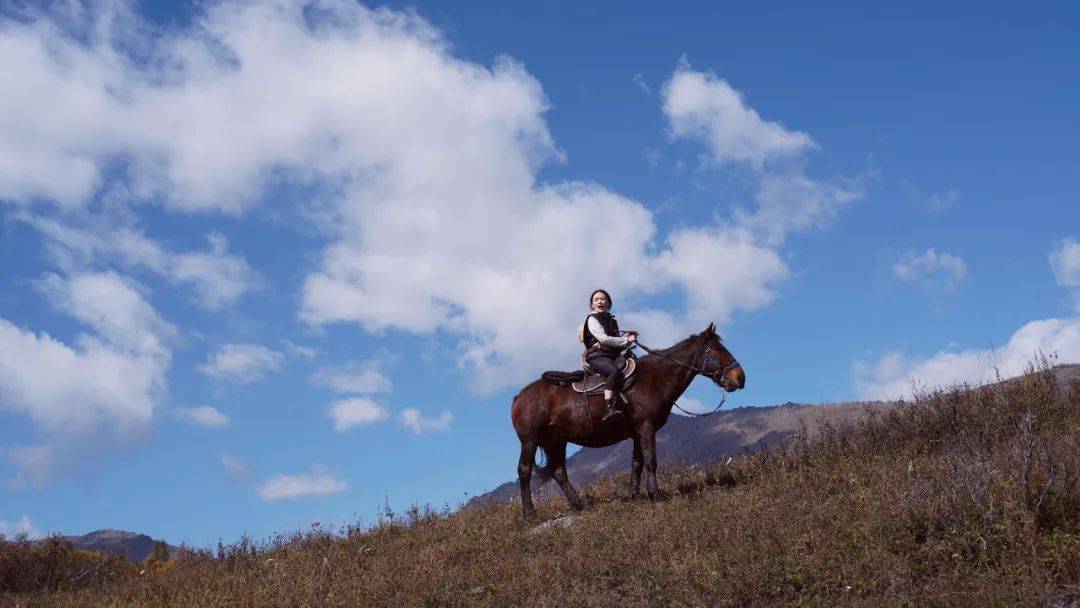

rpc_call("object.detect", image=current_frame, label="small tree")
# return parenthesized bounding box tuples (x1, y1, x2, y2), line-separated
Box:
(144, 540, 170, 568)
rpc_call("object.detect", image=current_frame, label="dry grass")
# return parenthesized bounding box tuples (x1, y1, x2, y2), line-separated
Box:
(3, 362, 1079, 607)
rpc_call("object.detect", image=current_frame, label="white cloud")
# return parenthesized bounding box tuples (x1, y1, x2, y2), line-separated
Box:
(632, 73, 651, 95)
(0, 515, 40, 539)
(662, 59, 815, 167)
(662, 59, 864, 244)
(310, 360, 391, 394)
(23, 216, 260, 311)
(860, 242, 1080, 399)
(327, 397, 388, 432)
(166, 233, 260, 310)
(621, 308, 699, 350)
(903, 184, 958, 213)
(293, 51, 851, 393)
(1, 0, 549, 214)
(736, 171, 864, 246)
(0, 272, 171, 483)
(855, 316, 1080, 400)
(1050, 238, 1080, 288)
(400, 408, 452, 434)
(175, 405, 230, 428)
(923, 189, 958, 212)
(258, 466, 347, 501)
(198, 343, 284, 384)
(0, 3, 860, 395)
(281, 340, 316, 360)
(218, 453, 250, 481)
(36, 272, 174, 356)
(893, 248, 967, 292)
(652, 226, 789, 324)
(3, 445, 55, 487)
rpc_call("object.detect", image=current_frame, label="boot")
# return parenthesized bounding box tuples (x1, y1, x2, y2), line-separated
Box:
(602, 395, 621, 420)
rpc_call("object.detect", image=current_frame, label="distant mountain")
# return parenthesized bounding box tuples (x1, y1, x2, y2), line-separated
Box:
(468, 363, 1080, 508)
(62, 529, 173, 563)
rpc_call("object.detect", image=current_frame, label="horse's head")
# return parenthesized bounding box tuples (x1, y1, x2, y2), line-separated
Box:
(700, 323, 745, 392)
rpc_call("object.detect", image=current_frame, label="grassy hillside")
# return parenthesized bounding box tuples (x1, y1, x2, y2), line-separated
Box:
(470, 399, 892, 507)
(3, 363, 1079, 607)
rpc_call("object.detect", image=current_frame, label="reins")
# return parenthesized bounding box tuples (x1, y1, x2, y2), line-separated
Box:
(634, 341, 740, 417)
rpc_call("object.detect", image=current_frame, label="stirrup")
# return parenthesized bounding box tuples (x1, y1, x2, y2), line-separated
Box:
(602, 396, 621, 420)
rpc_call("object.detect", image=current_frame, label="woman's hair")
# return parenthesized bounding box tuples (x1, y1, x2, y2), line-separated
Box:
(589, 289, 613, 309)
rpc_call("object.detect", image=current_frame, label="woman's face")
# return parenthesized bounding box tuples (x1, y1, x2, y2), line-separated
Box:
(591, 292, 611, 313)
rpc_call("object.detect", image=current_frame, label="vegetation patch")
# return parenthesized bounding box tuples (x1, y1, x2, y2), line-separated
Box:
(3, 363, 1079, 607)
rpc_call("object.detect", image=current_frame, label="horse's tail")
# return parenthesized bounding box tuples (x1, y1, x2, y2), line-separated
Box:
(533, 445, 555, 486)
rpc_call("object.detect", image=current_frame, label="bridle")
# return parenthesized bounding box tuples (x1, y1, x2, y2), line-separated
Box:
(634, 339, 741, 417)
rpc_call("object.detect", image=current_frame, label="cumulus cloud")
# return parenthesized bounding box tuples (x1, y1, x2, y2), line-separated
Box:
(0, 2, 861, 395)
(858, 242, 1080, 399)
(258, 466, 347, 501)
(198, 343, 284, 384)
(1050, 238, 1080, 288)
(327, 397, 389, 431)
(0, 272, 171, 483)
(0, 515, 40, 539)
(652, 226, 789, 324)
(736, 171, 864, 246)
(37, 271, 174, 356)
(400, 408, 452, 434)
(661, 60, 864, 243)
(23, 215, 260, 310)
(855, 317, 1080, 400)
(662, 59, 815, 166)
(893, 248, 967, 292)
(167, 234, 259, 310)
(310, 360, 391, 394)
(294, 50, 856, 392)
(175, 405, 230, 428)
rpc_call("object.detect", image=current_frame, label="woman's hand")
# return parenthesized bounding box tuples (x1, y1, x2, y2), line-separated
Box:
(626, 332, 637, 343)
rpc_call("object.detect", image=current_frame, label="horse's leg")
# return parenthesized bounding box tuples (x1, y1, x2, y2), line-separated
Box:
(629, 437, 643, 500)
(517, 438, 538, 517)
(638, 423, 663, 501)
(548, 441, 585, 510)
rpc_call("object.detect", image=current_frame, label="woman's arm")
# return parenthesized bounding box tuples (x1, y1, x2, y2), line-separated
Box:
(587, 316, 629, 348)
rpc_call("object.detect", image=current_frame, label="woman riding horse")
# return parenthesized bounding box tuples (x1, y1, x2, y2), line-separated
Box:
(582, 289, 637, 420)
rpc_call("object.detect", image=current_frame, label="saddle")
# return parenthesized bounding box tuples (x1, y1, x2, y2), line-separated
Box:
(541, 355, 638, 395)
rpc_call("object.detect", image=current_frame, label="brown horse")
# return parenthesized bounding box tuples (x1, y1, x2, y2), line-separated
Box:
(510, 323, 745, 516)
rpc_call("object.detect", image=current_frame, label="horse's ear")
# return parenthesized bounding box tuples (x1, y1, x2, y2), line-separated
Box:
(705, 322, 716, 336)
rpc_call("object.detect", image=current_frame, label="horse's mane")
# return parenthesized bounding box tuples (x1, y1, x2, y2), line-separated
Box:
(650, 327, 724, 357)
(654, 331, 704, 356)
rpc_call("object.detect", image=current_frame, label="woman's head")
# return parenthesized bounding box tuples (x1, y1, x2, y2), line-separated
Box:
(589, 289, 612, 313)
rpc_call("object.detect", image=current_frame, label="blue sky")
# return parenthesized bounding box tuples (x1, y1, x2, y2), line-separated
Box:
(1, 0, 1078, 546)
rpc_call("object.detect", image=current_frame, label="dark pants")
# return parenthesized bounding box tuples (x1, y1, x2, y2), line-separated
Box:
(587, 354, 624, 393)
